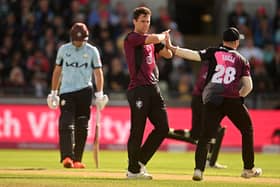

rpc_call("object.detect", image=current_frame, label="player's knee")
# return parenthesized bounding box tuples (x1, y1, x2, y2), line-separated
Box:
(75, 116, 89, 131)
(154, 123, 169, 137)
(59, 111, 75, 131)
(161, 124, 170, 136)
(209, 138, 216, 144)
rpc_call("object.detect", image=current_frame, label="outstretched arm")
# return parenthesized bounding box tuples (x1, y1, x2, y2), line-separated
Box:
(145, 29, 170, 45)
(166, 33, 201, 62)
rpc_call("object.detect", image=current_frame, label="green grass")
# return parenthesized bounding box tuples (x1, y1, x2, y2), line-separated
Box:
(0, 149, 279, 187)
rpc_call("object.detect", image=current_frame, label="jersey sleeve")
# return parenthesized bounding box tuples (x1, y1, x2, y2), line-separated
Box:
(198, 47, 215, 61)
(91, 47, 102, 69)
(242, 59, 251, 77)
(55, 46, 64, 66)
(126, 32, 147, 47)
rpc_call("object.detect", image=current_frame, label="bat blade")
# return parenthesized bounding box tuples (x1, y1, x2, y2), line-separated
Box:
(93, 109, 101, 168)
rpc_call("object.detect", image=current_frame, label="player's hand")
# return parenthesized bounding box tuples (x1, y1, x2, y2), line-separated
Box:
(47, 90, 60, 109)
(95, 94, 109, 111)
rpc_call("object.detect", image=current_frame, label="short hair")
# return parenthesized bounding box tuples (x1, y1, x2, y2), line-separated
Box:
(223, 27, 244, 42)
(133, 6, 152, 20)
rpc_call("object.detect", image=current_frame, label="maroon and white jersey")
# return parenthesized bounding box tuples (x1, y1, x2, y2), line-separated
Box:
(199, 45, 251, 104)
(124, 32, 164, 90)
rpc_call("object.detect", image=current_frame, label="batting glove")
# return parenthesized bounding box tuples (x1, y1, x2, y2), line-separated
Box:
(95, 91, 109, 111)
(47, 90, 60, 109)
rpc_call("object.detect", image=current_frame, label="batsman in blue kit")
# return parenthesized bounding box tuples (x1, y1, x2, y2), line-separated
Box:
(47, 22, 108, 169)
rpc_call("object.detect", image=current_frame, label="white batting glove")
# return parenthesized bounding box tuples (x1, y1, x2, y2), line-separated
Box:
(47, 90, 60, 109)
(95, 91, 109, 111)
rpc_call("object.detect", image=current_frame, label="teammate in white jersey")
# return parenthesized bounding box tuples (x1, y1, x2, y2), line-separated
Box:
(47, 22, 108, 169)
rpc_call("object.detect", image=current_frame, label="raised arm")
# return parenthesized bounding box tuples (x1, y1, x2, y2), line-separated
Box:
(144, 29, 170, 45)
(166, 32, 201, 62)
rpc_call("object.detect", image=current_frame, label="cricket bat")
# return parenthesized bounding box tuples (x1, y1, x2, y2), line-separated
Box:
(93, 108, 101, 168)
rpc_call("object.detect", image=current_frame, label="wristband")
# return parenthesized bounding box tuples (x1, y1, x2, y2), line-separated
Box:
(95, 91, 103, 98)
(51, 90, 58, 95)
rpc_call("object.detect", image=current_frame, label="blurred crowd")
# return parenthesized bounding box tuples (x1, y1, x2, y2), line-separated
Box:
(0, 0, 279, 102)
(229, 1, 280, 97)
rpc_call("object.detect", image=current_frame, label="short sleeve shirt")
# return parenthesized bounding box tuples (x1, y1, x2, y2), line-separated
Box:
(124, 32, 163, 90)
(198, 45, 250, 104)
(56, 42, 102, 94)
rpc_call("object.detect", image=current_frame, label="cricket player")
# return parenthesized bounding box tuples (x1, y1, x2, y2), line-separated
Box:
(47, 22, 108, 169)
(124, 6, 173, 179)
(166, 27, 262, 181)
(167, 60, 227, 169)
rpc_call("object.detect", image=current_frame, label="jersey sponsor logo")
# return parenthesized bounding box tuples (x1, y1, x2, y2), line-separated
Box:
(65, 62, 88, 68)
(66, 53, 71, 57)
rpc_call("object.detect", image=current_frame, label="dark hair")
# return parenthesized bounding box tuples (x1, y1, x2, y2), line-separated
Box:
(223, 27, 244, 42)
(133, 6, 151, 20)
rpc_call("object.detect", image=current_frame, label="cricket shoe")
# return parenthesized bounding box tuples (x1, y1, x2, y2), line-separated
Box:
(62, 157, 74, 168)
(206, 160, 227, 169)
(241, 167, 262, 178)
(138, 162, 150, 174)
(126, 171, 152, 180)
(192, 169, 203, 181)
(73, 162, 86, 169)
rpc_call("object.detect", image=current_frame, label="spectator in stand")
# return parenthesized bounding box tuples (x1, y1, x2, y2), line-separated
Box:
(91, 9, 116, 45)
(34, 0, 54, 34)
(154, 6, 172, 33)
(239, 38, 264, 63)
(107, 56, 129, 92)
(52, 15, 68, 42)
(26, 49, 50, 74)
(251, 6, 273, 48)
(228, 1, 251, 36)
(263, 43, 277, 79)
(273, 7, 280, 47)
(6, 66, 26, 88)
(110, 1, 128, 27)
(274, 48, 280, 91)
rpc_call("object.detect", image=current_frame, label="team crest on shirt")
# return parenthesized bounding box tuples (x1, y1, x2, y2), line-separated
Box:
(146, 54, 152, 64)
(136, 99, 143, 109)
(83, 53, 89, 58)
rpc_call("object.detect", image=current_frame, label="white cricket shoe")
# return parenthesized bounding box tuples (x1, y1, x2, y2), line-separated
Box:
(241, 167, 262, 178)
(126, 171, 152, 180)
(138, 162, 149, 174)
(192, 169, 203, 181)
(206, 160, 227, 169)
